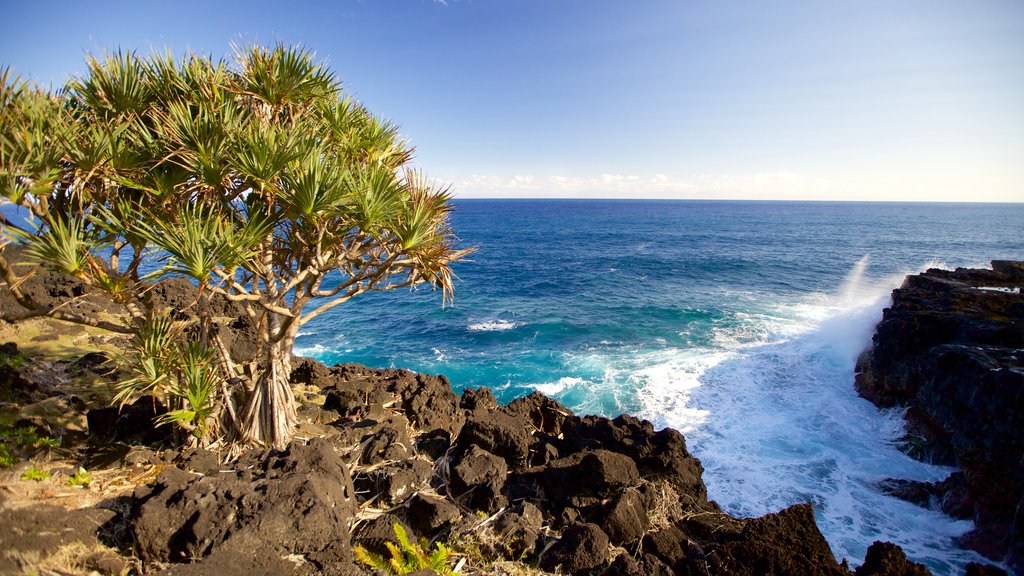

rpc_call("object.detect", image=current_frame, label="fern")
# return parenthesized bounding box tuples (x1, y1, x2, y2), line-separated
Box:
(353, 523, 455, 575)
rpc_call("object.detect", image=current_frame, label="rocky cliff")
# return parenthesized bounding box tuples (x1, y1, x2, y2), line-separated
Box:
(856, 261, 1024, 573)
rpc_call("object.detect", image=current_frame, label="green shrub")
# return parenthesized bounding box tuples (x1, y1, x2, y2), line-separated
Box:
(66, 468, 92, 487)
(20, 465, 50, 481)
(353, 523, 455, 575)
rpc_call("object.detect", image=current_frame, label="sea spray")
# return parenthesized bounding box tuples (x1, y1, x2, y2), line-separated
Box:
(639, 260, 987, 574)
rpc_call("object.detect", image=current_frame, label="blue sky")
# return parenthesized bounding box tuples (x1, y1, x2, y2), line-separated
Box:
(2, 0, 1022, 201)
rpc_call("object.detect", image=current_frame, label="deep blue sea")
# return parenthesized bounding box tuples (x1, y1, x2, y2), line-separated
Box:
(297, 200, 1024, 574)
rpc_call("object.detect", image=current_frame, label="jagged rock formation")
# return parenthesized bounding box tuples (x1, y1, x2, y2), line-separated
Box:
(856, 261, 1023, 573)
(115, 357, 930, 575)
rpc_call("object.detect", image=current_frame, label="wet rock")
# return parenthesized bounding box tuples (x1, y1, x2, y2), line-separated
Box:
(538, 522, 609, 575)
(855, 262, 1024, 569)
(130, 438, 357, 572)
(354, 458, 433, 505)
(855, 541, 930, 576)
(405, 493, 461, 537)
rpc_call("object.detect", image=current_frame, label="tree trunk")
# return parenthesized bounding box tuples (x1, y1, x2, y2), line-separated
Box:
(240, 337, 297, 449)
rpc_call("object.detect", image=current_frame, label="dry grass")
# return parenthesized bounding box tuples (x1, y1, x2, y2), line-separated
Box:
(8, 540, 133, 576)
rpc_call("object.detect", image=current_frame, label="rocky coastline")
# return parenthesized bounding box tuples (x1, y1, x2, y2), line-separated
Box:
(0, 258, 1019, 575)
(856, 261, 1024, 574)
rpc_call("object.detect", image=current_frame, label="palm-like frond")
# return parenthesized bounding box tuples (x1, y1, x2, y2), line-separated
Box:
(231, 43, 338, 115)
(6, 215, 96, 277)
(71, 50, 152, 120)
(279, 149, 348, 218)
(131, 204, 259, 283)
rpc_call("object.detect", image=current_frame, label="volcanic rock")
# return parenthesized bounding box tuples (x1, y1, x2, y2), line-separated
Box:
(538, 522, 610, 575)
(855, 262, 1024, 569)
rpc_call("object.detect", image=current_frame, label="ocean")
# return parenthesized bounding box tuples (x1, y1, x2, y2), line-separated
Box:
(296, 199, 1024, 574)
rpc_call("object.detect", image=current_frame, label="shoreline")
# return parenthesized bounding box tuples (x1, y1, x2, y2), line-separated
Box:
(1, 258, 1019, 575)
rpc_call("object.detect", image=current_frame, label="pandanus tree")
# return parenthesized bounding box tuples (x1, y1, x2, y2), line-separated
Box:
(0, 45, 471, 448)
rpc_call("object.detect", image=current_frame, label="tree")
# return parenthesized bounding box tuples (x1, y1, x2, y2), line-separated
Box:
(0, 45, 471, 449)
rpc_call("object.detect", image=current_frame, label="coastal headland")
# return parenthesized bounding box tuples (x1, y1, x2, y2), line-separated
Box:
(1, 257, 1019, 575)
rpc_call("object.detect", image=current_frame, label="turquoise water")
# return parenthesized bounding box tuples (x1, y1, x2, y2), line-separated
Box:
(298, 200, 1023, 573)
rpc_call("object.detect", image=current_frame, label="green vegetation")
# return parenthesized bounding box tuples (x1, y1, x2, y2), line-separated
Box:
(0, 422, 60, 467)
(66, 467, 92, 487)
(0, 443, 13, 468)
(0, 44, 471, 449)
(353, 523, 455, 575)
(20, 464, 50, 481)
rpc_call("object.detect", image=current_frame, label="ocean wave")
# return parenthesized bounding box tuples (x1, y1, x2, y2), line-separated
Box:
(634, 259, 987, 573)
(467, 319, 523, 332)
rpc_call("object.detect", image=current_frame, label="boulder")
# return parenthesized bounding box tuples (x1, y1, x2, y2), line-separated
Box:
(353, 458, 433, 505)
(455, 411, 532, 469)
(448, 445, 507, 512)
(538, 522, 609, 575)
(405, 493, 461, 537)
(855, 541, 930, 576)
(130, 438, 357, 572)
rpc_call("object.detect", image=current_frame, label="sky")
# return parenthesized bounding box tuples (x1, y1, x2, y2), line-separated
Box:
(1, 0, 1022, 202)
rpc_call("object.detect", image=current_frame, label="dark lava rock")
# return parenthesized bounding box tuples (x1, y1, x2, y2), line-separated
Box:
(562, 414, 707, 505)
(69, 351, 116, 376)
(87, 397, 171, 444)
(538, 522, 610, 575)
(152, 548, 306, 576)
(130, 437, 357, 573)
(592, 487, 649, 545)
(503, 391, 571, 435)
(0, 341, 37, 404)
(448, 445, 508, 512)
(455, 411, 532, 469)
(854, 262, 1024, 569)
(515, 449, 640, 509)
(179, 447, 221, 475)
(360, 424, 412, 465)
(855, 541, 931, 576)
(405, 493, 461, 536)
(353, 514, 415, 556)
(965, 562, 1009, 576)
(353, 458, 433, 505)
(710, 503, 849, 576)
(461, 386, 498, 413)
(416, 428, 451, 461)
(602, 553, 676, 576)
(485, 502, 544, 560)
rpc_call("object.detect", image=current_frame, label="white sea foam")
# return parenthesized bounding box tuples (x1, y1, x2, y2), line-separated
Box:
(531, 376, 587, 396)
(467, 319, 523, 332)
(632, 260, 990, 574)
